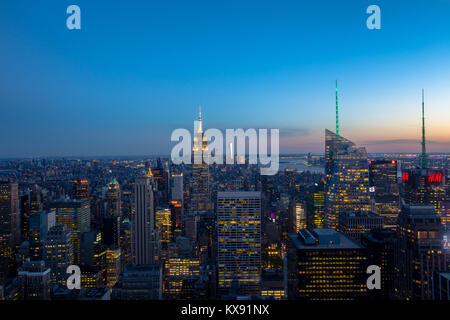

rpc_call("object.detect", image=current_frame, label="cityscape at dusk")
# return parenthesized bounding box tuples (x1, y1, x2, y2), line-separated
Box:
(1, 0, 450, 314)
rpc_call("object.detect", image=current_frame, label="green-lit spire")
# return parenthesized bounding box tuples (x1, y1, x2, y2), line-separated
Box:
(335, 80, 339, 135)
(420, 89, 427, 169)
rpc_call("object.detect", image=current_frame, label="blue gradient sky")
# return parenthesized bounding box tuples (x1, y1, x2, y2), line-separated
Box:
(1, 0, 450, 157)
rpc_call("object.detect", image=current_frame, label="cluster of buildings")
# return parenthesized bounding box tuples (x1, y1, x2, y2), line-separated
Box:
(0, 101, 450, 301)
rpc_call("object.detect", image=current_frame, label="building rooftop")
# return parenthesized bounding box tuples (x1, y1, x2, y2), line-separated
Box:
(217, 191, 261, 198)
(289, 228, 363, 250)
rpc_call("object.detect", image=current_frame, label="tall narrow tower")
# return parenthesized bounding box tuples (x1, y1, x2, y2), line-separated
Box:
(420, 89, 427, 169)
(335, 80, 339, 136)
(190, 107, 211, 212)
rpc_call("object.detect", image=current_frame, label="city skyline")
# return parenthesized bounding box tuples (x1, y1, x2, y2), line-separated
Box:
(1, 1, 450, 157)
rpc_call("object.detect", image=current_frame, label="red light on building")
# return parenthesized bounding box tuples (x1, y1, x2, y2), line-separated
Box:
(402, 172, 409, 182)
(391, 160, 396, 164)
(428, 172, 443, 183)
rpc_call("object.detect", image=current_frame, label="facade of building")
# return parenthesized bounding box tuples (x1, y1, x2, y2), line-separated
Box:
(73, 178, 90, 200)
(396, 203, 447, 300)
(337, 211, 383, 242)
(112, 263, 161, 300)
(288, 200, 307, 233)
(18, 260, 51, 300)
(324, 130, 371, 229)
(217, 191, 261, 296)
(0, 181, 19, 281)
(361, 229, 397, 299)
(190, 110, 211, 212)
(44, 225, 73, 286)
(107, 179, 121, 217)
(369, 160, 400, 229)
(132, 175, 160, 265)
(29, 210, 56, 260)
(51, 199, 90, 265)
(287, 229, 368, 300)
(402, 168, 448, 229)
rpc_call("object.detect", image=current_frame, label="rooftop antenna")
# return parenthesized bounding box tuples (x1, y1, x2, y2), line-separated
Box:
(420, 89, 427, 169)
(335, 80, 339, 135)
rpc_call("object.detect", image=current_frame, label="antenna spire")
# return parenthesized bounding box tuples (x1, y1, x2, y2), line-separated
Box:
(420, 89, 427, 169)
(199, 104, 202, 121)
(335, 80, 339, 135)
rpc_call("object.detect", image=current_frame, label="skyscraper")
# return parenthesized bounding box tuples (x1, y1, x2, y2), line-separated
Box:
(51, 199, 90, 265)
(190, 108, 211, 212)
(0, 181, 19, 281)
(18, 260, 51, 300)
(361, 229, 397, 299)
(324, 130, 371, 229)
(369, 160, 400, 229)
(153, 158, 169, 203)
(287, 229, 368, 300)
(288, 200, 307, 233)
(73, 178, 90, 200)
(44, 225, 73, 286)
(402, 169, 447, 228)
(324, 129, 355, 185)
(401, 93, 448, 228)
(337, 211, 383, 242)
(131, 175, 160, 265)
(107, 179, 121, 217)
(170, 173, 184, 203)
(217, 191, 261, 296)
(396, 203, 446, 300)
(28, 210, 56, 260)
(306, 182, 325, 229)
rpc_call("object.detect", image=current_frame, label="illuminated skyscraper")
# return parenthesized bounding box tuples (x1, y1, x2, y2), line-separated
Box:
(324, 129, 355, 185)
(288, 200, 307, 233)
(169, 200, 183, 239)
(400, 93, 448, 228)
(107, 179, 121, 217)
(324, 130, 371, 229)
(0, 181, 20, 281)
(163, 257, 200, 299)
(105, 248, 121, 288)
(306, 183, 325, 229)
(51, 199, 90, 265)
(132, 175, 160, 265)
(396, 203, 446, 300)
(190, 108, 211, 212)
(73, 178, 90, 200)
(287, 229, 368, 300)
(369, 160, 400, 229)
(217, 191, 261, 296)
(44, 225, 72, 286)
(155, 206, 172, 262)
